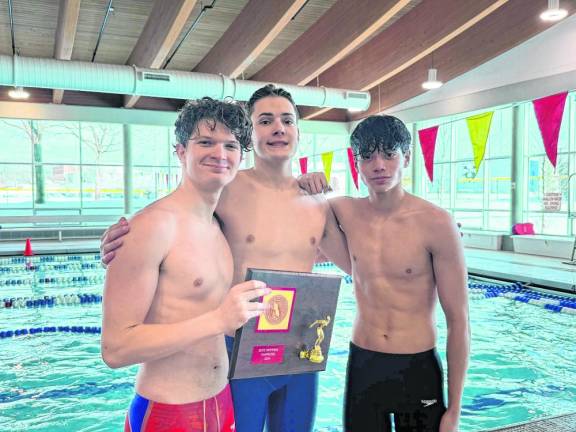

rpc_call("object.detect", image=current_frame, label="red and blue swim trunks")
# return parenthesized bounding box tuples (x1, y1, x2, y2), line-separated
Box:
(124, 384, 235, 432)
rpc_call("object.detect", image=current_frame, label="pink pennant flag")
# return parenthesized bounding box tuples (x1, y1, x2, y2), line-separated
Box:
(533, 92, 568, 168)
(347, 148, 359, 189)
(299, 157, 308, 175)
(418, 126, 439, 182)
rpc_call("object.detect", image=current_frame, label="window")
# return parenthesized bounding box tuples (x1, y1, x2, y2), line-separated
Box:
(414, 93, 575, 236)
(416, 108, 513, 230)
(522, 95, 573, 235)
(292, 132, 356, 197)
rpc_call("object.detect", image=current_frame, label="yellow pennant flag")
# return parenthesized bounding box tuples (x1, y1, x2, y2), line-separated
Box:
(321, 151, 334, 183)
(466, 111, 493, 174)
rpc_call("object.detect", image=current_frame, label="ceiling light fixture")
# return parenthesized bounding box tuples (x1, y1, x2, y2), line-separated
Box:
(422, 68, 443, 90)
(540, 0, 568, 21)
(8, 86, 30, 99)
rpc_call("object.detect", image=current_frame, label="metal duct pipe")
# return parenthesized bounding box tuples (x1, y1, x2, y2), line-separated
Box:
(0, 55, 370, 111)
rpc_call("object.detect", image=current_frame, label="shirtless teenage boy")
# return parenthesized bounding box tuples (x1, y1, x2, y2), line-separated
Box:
(300, 115, 469, 432)
(101, 98, 270, 432)
(101, 85, 350, 432)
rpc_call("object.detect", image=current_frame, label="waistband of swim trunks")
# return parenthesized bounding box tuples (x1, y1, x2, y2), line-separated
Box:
(134, 383, 231, 407)
(349, 340, 438, 359)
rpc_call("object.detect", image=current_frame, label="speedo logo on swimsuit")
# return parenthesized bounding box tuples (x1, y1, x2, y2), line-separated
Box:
(421, 399, 437, 408)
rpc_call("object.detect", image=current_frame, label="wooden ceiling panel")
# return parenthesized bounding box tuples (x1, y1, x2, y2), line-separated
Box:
(73, 0, 153, 64)
(243, 0, 338, 78)
(194, 0, 307, 77)
(251, 0, 414, 85)
(133, 96, 181, 111)
(61, 89, 124, 107)
(301, 0, 508, 119)
(0, 0, 572, 122)
(126, 0, 198, 69)
(349, 0, 576, 121)
(306, 108, 348, 122)
(72, 0, 116, 62)
(124, 0, 199, 108)
(0, 5, 13, 55)
(97, 0, 158, 64)
(11, 0, 59, 58)
(0, 86, 122, 108)
(315, 0, 508, 91)
(166, 0, 248, 71)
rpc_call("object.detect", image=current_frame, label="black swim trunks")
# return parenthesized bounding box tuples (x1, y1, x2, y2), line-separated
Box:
(344, 341, 446, 432)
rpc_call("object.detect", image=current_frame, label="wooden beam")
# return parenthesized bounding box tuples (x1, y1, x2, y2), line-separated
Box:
(52, 0, 81, 104)
(300, 106, 331, 120)
(301, 0, 508, 119)
(134, 97, 182, 111)
(251, 0, 411, 85)
(194, 0, 306, 77)
(124, 0, 198, 108)
(305, 108, 349, 122)
(348, 0, 576, 121)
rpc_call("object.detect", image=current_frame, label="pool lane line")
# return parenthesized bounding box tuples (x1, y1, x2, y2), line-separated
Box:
(469, 283, 576, 314)
(1, 293, 102, 309)
(0, 325, 101, 339)
(0, 254, 101, 265)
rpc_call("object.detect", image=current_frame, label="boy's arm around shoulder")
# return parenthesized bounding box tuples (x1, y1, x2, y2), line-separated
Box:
(319, 196, 352, 275)
(101, 209, 225, 368)
(428, 209, 470, 416)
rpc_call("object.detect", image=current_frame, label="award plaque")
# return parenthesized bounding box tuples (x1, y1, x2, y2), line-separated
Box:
(228, 268, 342, 380)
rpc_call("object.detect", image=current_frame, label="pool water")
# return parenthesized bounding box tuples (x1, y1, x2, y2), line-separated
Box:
(1, 254, 575, 431)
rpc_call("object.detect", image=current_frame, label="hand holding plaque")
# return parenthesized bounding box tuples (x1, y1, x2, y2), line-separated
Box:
(228, 269, 341, 379)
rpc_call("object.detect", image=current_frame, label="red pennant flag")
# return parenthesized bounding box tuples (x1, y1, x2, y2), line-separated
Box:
(532, 92, 568, 168)
(299, 157, 308, 175)
(347, 148, 359, 189)
(418, 126, 439, 182)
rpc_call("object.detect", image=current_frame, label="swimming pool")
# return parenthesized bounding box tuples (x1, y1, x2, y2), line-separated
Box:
(1, 254, 575, 431)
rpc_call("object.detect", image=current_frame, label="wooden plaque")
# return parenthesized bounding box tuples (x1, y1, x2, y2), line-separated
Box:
(228, 268, 342, 380)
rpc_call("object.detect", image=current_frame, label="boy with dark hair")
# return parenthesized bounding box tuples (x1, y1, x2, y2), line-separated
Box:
(214, 85, 349, 432)
(350, 115, 411, 157)
(101, 97, 269, 432)
(301, 114, 469, 432)
(246, 83, 300, 118)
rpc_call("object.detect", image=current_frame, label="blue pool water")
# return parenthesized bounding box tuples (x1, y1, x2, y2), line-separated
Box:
(1, 254, 575, 431)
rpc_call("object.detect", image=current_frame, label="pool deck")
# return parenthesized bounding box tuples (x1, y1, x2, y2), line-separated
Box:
(485, 412, 576, 431)
(1, 240, 575, 293)
(466, 248, 576, 293)
(0, 239, 100, 256)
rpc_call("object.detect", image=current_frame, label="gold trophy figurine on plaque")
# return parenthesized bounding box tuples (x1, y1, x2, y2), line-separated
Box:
(300, 316, 331, 364)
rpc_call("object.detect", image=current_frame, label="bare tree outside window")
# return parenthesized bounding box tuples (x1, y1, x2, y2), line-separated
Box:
(65, 123, 122, 200)
(1, 120, 56, 204)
